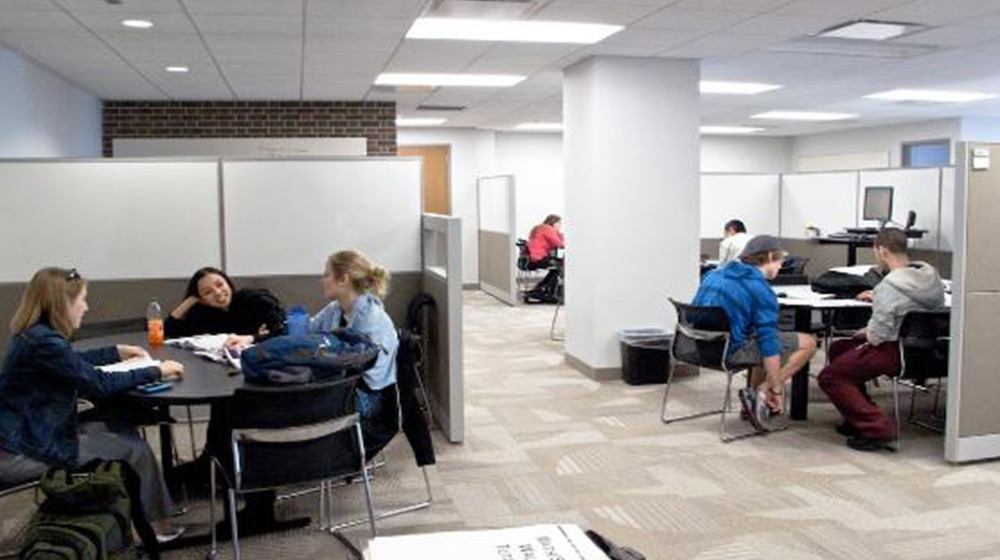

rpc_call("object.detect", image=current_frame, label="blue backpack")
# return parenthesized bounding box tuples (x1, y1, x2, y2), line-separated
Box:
(240, 329, 379, 385)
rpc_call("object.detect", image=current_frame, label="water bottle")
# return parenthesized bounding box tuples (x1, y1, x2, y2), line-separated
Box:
(147, 299, 164, 346)
(285, 305, 309, 336)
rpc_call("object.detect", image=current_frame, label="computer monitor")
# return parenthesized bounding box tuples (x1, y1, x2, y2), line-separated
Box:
(863, 186, 893, 223)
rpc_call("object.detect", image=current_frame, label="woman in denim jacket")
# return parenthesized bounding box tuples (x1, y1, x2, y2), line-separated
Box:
(0, 268, 185, 541)
(310, 250, 399, 450)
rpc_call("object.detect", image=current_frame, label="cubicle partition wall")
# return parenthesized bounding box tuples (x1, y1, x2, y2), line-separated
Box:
(701, 168, 956, 278)
(422, 214, 465, 443)
(947, 143, 1000, 463)
(477, 175, 517, 306)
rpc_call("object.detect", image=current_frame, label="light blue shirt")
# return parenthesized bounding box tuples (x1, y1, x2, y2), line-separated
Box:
(309, 293, 398, 390)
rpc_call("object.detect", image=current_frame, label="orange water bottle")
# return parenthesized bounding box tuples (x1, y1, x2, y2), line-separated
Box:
(147, 299, 164, 346)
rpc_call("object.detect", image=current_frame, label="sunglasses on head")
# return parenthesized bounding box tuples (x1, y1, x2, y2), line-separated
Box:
(65, 268, 81, 281)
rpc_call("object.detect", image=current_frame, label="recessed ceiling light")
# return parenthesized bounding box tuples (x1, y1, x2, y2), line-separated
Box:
(397, 118, 447, 127)
(406, 18, 622, 44)
(751, 111, 857, 121)
(864, 89, 997, 103)
(700, 81, 782, 95)
(700, 126, 766, 135)
(817, 20, 919, 41)
(375, 73, 524, 87)
(514, 122, 562, 131)
(165, 66, 189, 73)
(121, 19, 154, 29)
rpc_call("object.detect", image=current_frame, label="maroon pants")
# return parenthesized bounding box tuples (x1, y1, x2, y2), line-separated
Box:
(817, 338, 900, 440)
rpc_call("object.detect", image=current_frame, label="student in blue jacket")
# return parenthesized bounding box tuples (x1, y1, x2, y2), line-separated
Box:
(0, 268, 185, 541)
(693, 236, 817, 430)
(310, 250, 399, 450)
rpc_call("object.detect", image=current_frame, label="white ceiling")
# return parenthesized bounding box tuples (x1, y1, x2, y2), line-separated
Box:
(4, 0, 1000, 135)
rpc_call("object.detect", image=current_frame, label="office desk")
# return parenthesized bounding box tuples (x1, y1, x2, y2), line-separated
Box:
(817, 229, 927, 266)
(774, 286, 871, 421)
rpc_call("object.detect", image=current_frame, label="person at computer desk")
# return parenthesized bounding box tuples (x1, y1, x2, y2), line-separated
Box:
(693, 236, 817, 431)
(718, 219, 750, 265)
(525, 214, 565, 304)
(818, 228, 945, 452)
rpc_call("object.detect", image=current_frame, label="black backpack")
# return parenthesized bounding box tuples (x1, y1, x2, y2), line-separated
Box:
(811, 268, 883, 298)
(22, 461, 158, 560)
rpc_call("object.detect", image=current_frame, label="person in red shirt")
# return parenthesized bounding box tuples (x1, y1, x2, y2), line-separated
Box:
(525, 214, 565, 303)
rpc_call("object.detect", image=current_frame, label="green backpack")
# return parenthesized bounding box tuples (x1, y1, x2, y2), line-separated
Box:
(21, 461, 159, 560)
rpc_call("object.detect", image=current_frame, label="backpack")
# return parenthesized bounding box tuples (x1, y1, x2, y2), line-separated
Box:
(240, 329, 380, 385)
(21, 461, 158, 560)
(811, 268, 883, 298)
(232, 288, 287, 338)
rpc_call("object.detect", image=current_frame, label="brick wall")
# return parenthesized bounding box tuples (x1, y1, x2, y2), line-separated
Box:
(102, 100, 396, 156)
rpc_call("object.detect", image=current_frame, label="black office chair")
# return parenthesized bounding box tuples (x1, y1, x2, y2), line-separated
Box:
(208, 376, 376, 560)
(891, 310, 951, 449)
(515, 239, 540, 298)
(661, 299, 773, 443)
(771, 256, 810, 286)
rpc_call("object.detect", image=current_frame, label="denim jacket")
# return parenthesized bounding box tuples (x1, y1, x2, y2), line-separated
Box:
(0, 323, 160, 467)
(309, 293, 398, 391)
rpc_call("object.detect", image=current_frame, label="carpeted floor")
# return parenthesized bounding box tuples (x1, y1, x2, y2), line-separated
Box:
(3, 290, 999, 560)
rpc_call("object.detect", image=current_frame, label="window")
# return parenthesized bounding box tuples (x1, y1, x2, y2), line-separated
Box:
(902, 139, 950, 168)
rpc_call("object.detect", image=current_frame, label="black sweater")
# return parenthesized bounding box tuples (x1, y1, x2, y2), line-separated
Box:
(164, 288, 286, 341)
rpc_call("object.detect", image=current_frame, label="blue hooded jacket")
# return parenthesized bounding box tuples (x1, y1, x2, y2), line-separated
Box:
(692, 261, 781, 358)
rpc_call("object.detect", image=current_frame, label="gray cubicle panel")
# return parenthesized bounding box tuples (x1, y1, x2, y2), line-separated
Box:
(477, 175, 517, 306)
(947, 143, 1000, 463)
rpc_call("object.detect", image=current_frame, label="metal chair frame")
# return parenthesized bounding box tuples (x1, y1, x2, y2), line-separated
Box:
(660, 299, 782, 443)
(890, 310, 951, 451)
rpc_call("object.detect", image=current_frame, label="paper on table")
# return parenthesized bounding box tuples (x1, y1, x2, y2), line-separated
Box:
(830, 265, 875, 277)
(367, 524, 610, 560)
(97, 357, 161, 373)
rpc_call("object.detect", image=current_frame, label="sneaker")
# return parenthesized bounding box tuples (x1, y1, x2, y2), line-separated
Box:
(846, 436, 895, 452)
(737, 389, 765, 432)
(155, 526, 186, 544)
(835, 422, 860, 438)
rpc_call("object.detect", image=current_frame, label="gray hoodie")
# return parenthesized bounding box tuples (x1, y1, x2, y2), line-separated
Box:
(866, 261, 946, 346)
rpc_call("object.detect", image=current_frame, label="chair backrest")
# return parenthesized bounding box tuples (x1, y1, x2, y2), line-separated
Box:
(394, 329, 436, 467)
(669, 298, 732, 371)
(779, 256, 809, 276)
(228, 376, 363, 489)
(73, 318, 146, 341)
(516, 239, 531, 271)
(898, 309, 950, 381)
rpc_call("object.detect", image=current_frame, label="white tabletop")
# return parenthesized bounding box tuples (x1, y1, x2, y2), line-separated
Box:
(772, 284, 872, 308)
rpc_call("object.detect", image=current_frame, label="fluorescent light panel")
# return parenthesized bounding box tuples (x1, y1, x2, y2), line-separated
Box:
(864, 89, 997, 103)
(515, 122, 563, 131)
(700, 81, 782, 95)
(121, 19, 153, 29)
(375, 73, 524, 87)
(752, 111, 857, 121)
(397, 118, 447, 127)
(407, 18, 622, 44)
(818, 20, 914, 41)
(700, 126, 766, 135)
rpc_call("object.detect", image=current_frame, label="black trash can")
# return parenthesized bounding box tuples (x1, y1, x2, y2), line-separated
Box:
(620, 328, 672, 385)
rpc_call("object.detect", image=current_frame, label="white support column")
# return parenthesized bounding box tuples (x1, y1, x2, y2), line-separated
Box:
(563, 56, 701, 378)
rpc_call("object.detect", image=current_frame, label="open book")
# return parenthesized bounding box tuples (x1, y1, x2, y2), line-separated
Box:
(366, 524, 610, 560)
(96, 356, 162, 373)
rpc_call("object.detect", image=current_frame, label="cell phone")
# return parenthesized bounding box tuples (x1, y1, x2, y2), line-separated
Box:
(136, 381, 174, 394)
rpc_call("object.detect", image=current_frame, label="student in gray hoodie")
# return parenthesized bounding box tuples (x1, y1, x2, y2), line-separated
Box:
(818, 228, 946, 451)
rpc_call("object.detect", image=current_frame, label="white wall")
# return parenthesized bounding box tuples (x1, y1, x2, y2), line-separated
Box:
(0, 46, 101, 157)
(494, 132, 564, 239)
(398, 128, 495, 285)
(700, 135, 792, 173)
(792, 118, 961, 170)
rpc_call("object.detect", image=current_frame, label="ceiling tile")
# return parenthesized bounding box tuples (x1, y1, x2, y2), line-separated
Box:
(870, 0, 1000, 25)
(669, 0, 795, 13)
(635, 8, 757, 31)
(181, 0, 304, 15)
(662, 33, 785, 59)
(54, 0, 183, 13)
(773, 0, 913, 17)
(0, 11, 78, 32)
(307, 0, 426, 19)
(530, 1, 662, 25)
(724, 13, 850, 38)
(189, 14, 302, 35)
(384, 40, 493, 73)
(73, 12, 195, 33)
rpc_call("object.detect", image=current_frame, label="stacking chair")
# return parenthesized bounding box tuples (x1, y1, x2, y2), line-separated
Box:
(208, 376, 376, 560)
(660, 299, 771, 443)
(0, 480, 39, 558)
(891, 310, 951, 449)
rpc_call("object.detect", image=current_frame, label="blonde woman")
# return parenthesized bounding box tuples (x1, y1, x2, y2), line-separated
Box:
(0, 268, 185, 541)
(310, 251, 399, 445)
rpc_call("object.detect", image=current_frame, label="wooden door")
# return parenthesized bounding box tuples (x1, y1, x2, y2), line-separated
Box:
(399, 145, 451, 214)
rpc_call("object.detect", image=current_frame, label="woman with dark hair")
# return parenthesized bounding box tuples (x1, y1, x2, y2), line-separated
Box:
(165, 266, 286, 345)
(525, 214, 565, 303)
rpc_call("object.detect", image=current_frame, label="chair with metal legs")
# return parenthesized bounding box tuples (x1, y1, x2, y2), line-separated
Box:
(208, 376, 377, 560)
(0, 481, 39, 559)
(660, 298, 777, 443)
(890, 310, 951, 450)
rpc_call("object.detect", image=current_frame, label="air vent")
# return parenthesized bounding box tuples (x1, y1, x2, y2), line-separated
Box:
(767, 37, 937, 59)
(417, 104, 466, 112)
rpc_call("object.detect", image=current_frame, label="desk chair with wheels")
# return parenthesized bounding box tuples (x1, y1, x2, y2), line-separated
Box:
(208, 376, 377, 560)
(661, 299, 770, 443)
(891, 310, 950, 449)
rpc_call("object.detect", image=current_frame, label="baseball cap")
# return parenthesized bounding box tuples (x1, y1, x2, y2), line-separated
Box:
(740, 235, 787, 259)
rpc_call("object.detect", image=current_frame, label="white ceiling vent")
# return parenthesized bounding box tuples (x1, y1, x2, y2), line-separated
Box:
(425, 0, 537, 19)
